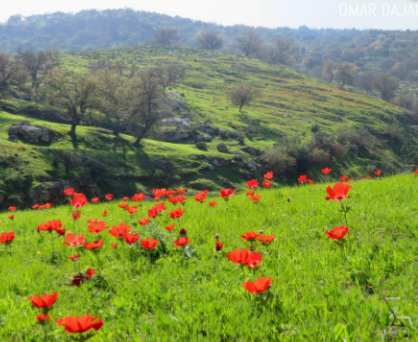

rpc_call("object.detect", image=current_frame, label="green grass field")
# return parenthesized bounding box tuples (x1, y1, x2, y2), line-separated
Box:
(1, 173, 418, 341)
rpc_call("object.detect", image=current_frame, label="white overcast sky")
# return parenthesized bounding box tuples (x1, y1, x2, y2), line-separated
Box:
(1, 0, 418, 30)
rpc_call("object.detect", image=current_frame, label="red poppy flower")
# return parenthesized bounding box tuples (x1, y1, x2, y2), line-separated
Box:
(176, 188, 187, 194)
(226, 248, 251, 264)
(262, 181, 271, 188)
(246, 251, 262, 269)
(28, 292, 58, 309)
(109, 223, 131, 239)
(118, 203, 129, 209)
(325, 226, 348, 240)
(168, 195, 187, 205)
(122, 196, 129, 202)
(264, 171, 273, 180)
(39, 203, 52, 210)
(32, 204, 40, 210)
(56, 228, 66, 236)
(8, 214, 14, 220)
(70, 194, 88, 209)
(72, 211, 82, 220)
(246, 190, 255, 196)
(209, 201, 218, 207)
(88, 220, 108, 234)
(56, 314, 103, 333)
(132, 193, 146, 202)
(139, 217, 150, 226)
(105, 194, 113, 201)
(215, 242, 224, 251)
(322, 168, 331, 175)
(165, 224, 175, 231)
(169, 208, 185, 219)
(0, 232, 15, 244)
(8, 206, 17, 211)
(37, 313, 51, 323)
(298, 175, 307, 184)
(68, 254, 80, 261)
(194, 191, 207, 203)
(148, 207, 158, 218)
(63, 233, 86, 246)
(153, 202, 167, 213)
(63, 188, 75, 196)
(325, 183, 351, 201)
(141, 238, 159, 250)
(307, 179, 314, 185)
(257, 234, 276, 244)
(374, 170, 382, 176)
(124, 233, 139, 244)
(414, 170, 418, 175)
(249, 195, 262, 203)
(241, 231, 258, 241)
(246, 179, 259, 189)
(179, 228, 187, 235)
(220, 189, 236, 200)
(38, 220, 63, 232)
(91, 197, 100, 203)
(174, 237, 189, 247)
(111, 243, 118, 248)
(72, 269, 95, 287)
(126, 206, 138, 215)
(84, 240, 104, 250)
(101, 210, 107, 217)
(243, 276, 273, 294)
(340, 175, 348, 182)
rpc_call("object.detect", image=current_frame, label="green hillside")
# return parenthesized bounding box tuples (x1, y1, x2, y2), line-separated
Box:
(0, 46, 416, 207)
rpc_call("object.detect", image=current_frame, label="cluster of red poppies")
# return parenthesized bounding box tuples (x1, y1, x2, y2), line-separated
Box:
(245, 171, 274, 203)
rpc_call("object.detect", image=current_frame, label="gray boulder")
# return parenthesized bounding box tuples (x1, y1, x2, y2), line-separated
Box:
(241, 145, 261, 156)
(195, 142, 207, 151)
(8, 135, 18, 143)
(217, 143, 229, 153)
(9, 123, 53, 143)
(29, 180, 71, 204)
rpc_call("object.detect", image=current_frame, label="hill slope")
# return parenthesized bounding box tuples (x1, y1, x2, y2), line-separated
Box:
(0, 46, 416, 207)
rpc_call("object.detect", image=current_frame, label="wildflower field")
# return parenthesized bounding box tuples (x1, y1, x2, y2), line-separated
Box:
(1, 172, 418, 341)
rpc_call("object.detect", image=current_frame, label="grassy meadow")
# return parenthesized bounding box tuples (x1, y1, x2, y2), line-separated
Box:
(0, 173, 418, 341)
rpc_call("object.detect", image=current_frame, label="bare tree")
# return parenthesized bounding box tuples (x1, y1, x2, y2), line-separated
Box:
(155, 63, 186, 90)
(357, 72, 376, 95)
(153, 28, 180, 47)
(195, 31, 224, 50)
(265, 37, 295, 66)
(0, 53, 26, 98)
(335, 63, 358, 88)
(322, 60, 334, 83)
(373, 74, 399, 101)
(46, 69, 97, 137)
(236, 30, 263, 58)
(229, 85, 259, 112)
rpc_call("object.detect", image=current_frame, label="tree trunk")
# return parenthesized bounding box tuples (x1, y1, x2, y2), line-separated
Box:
(70, 123, 77, 137)
(132, 136, 141, 147)
(239, 103, 243, 112)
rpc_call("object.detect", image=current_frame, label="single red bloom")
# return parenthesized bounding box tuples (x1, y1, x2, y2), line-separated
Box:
(40, 203, 52, 209)
(8, 214, 14, 220)
(322, 168, 331, 175)
(257, 234, 276, 244)
(118, 203, 129, 209)
(246, 251, 262, 269)
(84, 240, 104, 250)
(72, 269, 95, 287)
(91, 197, 100, 203)
(226, 248, 251, 264)
(111, 243, 118, 248)
(124, 233, 139, 244)
(220, 188, 236, 200)
(63, 188, 75, 196)
(165, 224, 175, 231)
(101, 210, 107, 217)
(374, 170, 382, 176)
(109, 223, 131, 239)
(72, 211, 82, 220)
(32, 204, 40, 210)
(179, 228, 187, 235)
(126, 206, 138, 215)
(132, 193, 146, 202)
(148, 207, 158, 218)
(174, 237, 189, 247)
(105, 194, 113, 201)
(139, 217, 150, 226)
(249, 195, 262, 203)
(153, 202, 167, 214)
(28, 292, 58, 309)
(246, 179, 258, 189)
(176, 188, 187, 194)
(209, 201, 218, 207)
(38, 220, 63, 232)
(215, 242, 223, 251)
(264, 171, 273, 180)
(63, 233, 86, 246)
(56, 314, 103, 333)
(37, 313, 51, 323)
(68, 254, 80, 261)
(141, 238, 159, 250)
(325, 226, 349, 240)
(243, 276, 273, 294)
(246, 190, 255, 196)
(122, 196, 129, 202)
(0, 232, 15, 244)
(298, 175, 307, 184)
(414, 170, 418, 175)
(340, 175, 348, 182)
(307, 179, 314, 185)
(241, 231, 258, 241)
(88, 220, 108, 234)
(70, 194, 88, 209)
(8, 206, 17, 211)
(325, 183, 351, 201)
(168, 195, 187, 205)
(169, 207, 185, 219)
(56, 228, 66, 236)
(262, 181, 271, 188)
(194, 191, 207, 203)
